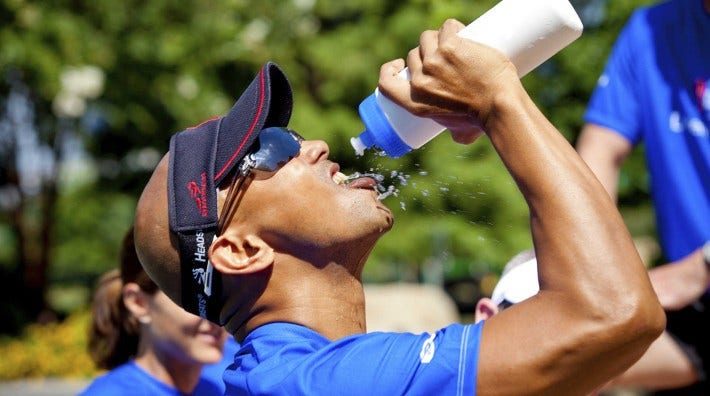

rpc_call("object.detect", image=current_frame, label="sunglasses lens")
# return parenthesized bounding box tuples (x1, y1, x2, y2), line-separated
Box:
(251, 127, 301, 172)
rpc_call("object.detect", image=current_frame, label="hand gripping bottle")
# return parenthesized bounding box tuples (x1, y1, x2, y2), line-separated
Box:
(351, 0, 584, 158)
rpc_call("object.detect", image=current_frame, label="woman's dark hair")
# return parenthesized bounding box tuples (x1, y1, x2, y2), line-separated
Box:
(87, 227, 159, 370)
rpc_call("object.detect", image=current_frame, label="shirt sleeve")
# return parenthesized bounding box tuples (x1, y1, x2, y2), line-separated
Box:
(241, 323, 482, 396)
(583, 10, 650, 145)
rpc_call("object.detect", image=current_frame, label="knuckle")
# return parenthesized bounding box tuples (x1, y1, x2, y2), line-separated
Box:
(411, 105, 428, 117)
(439, 40, 457, 56)
(409, 78, 427, 93)
(419, 30, 432, 42)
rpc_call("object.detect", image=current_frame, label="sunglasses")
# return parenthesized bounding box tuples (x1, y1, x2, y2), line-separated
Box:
(217, 127, 303, 234)
(497, 299, 514, 310)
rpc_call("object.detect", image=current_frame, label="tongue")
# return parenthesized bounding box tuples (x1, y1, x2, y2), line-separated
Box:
(347, 177, 377, 189)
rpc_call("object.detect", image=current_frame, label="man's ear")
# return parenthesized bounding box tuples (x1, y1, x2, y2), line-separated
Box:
(210, 233, 274, 275)
(474, 297, 500, 324)
(123, 282, 152, 324)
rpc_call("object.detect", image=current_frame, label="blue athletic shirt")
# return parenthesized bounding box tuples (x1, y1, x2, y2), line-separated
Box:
(583, 0, 710, 261)
(79, 360, 224, 396)
(224, 322, 482, 396)
(80, 337, 239, 396)
(201, 335, 240, 390)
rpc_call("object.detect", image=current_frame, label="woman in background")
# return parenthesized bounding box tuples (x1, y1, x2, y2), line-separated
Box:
(80, 227, 236, 395)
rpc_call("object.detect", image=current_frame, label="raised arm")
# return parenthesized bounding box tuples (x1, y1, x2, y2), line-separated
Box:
(379, 19, 665, 395)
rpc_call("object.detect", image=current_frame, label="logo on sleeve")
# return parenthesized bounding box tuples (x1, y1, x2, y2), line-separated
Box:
(696, 78, 708, 113)
(668, 78, 709, 137)
(419, 333, 436, 364)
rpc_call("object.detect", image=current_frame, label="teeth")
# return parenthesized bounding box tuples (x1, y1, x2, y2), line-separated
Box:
(333, 171, 348, 185)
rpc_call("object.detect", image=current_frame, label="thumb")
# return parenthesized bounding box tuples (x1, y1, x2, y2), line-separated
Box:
(450, 126, 485, 145)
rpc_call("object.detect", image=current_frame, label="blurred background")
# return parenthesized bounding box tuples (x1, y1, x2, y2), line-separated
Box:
(0, 0, 658, 390)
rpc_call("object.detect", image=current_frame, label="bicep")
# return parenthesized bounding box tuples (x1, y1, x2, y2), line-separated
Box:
(576, 124, 633, 201)
(475, 295, 625, 395)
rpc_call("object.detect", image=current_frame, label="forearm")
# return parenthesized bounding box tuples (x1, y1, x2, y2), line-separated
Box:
(486, 86, 639, 292)
(484, 83, 664, 389)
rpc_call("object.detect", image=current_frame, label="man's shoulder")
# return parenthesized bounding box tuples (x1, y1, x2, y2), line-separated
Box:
(240, 322, 482, 365)
(227, 323, 484, 395)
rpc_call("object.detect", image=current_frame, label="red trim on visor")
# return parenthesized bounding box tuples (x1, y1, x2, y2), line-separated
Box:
(214, 69, 266, 181)
(187, 116, 221, 130)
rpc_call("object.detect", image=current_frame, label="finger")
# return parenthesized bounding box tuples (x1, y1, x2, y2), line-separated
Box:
(450, 126, 485, 145)
(417, 29, 438, 65)
(439, 19, 466, 42)
(378, 59, 412, 104)
(431, 114, 485, 144)
(379, 58, 405, 80)
(406, 47, 422, 78)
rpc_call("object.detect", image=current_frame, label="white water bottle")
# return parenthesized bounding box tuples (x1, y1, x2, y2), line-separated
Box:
(351, 0, 584, 158)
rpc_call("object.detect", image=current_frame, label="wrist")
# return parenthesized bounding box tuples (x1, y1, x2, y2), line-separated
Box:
(703, 241, 710, 274)
(483, 83, 535, 139)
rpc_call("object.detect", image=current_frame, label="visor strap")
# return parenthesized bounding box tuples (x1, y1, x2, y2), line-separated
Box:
(177, 229, 223, 324)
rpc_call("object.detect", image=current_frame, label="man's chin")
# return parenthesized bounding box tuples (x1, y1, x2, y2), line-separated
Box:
(377, 205, 394, 233)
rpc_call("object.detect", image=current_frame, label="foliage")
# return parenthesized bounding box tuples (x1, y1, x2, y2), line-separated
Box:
(0, 0, 661, 338)
(0, 309, 98, 379)
(51, 186, 136, 285)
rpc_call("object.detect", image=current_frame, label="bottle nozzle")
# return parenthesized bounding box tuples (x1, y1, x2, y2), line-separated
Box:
(350, 134, 368, 156)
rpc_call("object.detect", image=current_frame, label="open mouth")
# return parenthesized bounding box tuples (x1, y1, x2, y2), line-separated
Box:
(332, 171, 349, 185)
(332, 169, 406, 202)
(333, 171, 385, 193)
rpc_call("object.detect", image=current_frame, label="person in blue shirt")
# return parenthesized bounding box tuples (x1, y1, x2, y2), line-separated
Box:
(133, 19, 664, 395)
(576, 0, 710, 394)
(80, 228, 236, 395)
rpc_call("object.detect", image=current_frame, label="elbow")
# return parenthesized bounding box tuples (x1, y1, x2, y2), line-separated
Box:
(608, 294, 666, 354)
(636, 296, 666, 344)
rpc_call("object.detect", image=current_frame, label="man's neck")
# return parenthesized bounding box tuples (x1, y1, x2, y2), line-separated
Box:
(235, 257, 368, 341)
(243, 300, 367, 340)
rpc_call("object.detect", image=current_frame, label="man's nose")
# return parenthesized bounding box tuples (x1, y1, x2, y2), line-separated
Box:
(299, 140, 330, 163)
